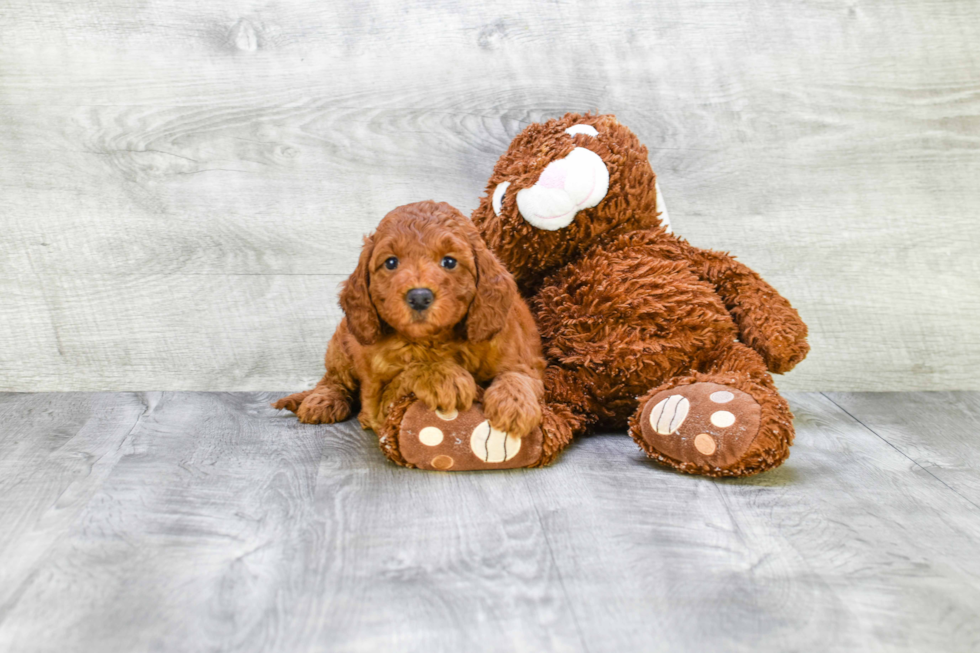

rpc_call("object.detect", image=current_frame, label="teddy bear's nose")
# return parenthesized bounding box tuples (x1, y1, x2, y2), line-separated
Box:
(537, 160, 569, 189)
(405, 288, 434, 311)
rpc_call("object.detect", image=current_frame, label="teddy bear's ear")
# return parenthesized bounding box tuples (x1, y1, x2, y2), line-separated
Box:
(339, 234, 384, 345)
(466, 230, 517, 342)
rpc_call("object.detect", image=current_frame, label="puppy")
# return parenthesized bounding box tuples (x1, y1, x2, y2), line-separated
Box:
(274, 201, 545, 440)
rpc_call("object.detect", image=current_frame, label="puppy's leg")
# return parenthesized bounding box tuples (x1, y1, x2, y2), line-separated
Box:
(483, 371, 544, 438)
(295, 382, 352, 424)
(273, 328, 357, 424)
(274, 381, 352, 424)
(272, 389, 313, 413)
(410, 363, 477, 414)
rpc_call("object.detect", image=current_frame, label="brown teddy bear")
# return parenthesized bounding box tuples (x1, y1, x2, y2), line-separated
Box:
(463, 112, 811, 477)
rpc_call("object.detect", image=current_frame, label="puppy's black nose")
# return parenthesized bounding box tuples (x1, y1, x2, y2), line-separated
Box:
(405, 288, 434, 311)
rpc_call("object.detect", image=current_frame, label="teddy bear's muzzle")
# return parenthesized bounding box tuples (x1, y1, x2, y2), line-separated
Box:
(515, 147, 609, 231)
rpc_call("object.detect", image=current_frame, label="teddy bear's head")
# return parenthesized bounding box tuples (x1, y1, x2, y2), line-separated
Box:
(472, 113, 664, 288)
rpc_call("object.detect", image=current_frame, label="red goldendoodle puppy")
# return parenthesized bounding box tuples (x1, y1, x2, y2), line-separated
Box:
(274, 200, 545, 440)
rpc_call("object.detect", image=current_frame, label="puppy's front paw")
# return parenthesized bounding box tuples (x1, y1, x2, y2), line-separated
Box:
(483, 377, 542, 439)
(272, 389, 312, 413)
(295, 388, 351, 424)
(414, 367, 477, 414)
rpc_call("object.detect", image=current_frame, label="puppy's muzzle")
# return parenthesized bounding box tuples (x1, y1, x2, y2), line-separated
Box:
(405, 288, 434, 311)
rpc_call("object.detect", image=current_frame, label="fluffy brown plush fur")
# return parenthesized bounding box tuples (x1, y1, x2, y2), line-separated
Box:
(472, 113, 810, 477)
(274, 201, 546, 440)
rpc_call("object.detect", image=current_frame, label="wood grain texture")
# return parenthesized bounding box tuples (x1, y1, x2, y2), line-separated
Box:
(1, 0, 979, 390)
(0, 392, 582, 653)
(522, 392, 980, 651)
(1, 391, 979, 652)
(824, 391, 980, 509)
(0, 392, 147, 614)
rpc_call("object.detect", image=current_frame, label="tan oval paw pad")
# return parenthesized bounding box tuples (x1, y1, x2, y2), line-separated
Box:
(418, 426, 444, 446)
(694, 433, 717, 455)
(431, 455, 454, 470)
(710, 411, 735, 427)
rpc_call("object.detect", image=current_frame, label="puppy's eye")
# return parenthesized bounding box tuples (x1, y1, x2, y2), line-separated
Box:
(441, 256, 457, 270)
(384, 257, 398, 270)
(491, 181, 511, 216)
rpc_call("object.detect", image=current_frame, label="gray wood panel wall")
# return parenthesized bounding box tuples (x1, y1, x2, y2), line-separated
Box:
(2, 0, 978, 392)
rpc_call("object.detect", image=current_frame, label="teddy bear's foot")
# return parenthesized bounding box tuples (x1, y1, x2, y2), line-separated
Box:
(377, 394, 571, 471)
(397, 401, 543, 471)
(630, 379, 791, 477)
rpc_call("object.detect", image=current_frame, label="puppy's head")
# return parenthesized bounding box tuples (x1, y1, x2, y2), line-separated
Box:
(340, 201, 515, 345)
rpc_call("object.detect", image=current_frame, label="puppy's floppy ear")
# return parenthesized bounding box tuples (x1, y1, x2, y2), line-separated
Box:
(466, 231, 517, 342)
(340, 234, 384, 345)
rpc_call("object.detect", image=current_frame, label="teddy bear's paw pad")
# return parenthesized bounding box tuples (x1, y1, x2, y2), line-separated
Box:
(397, 401, 543, 471)
(639, 382, 762, 470)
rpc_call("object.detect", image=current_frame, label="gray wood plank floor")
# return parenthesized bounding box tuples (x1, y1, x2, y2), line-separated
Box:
(1, 392, 978, 652)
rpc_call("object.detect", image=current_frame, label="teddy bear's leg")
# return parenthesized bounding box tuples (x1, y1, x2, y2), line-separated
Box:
(541, 365, 608, 436)
(377, 393, 571, 471)
(628, 342, 794, 477)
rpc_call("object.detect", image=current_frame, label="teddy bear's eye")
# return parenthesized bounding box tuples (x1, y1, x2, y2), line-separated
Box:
(491, 181, 511, 216)
(384, 257, 398, 270)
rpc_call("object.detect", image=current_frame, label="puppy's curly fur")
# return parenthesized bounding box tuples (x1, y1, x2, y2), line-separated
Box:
(274, 201, 545, 440)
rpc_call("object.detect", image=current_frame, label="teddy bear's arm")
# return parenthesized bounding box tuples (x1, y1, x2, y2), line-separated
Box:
(687, 246, 810, 374)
